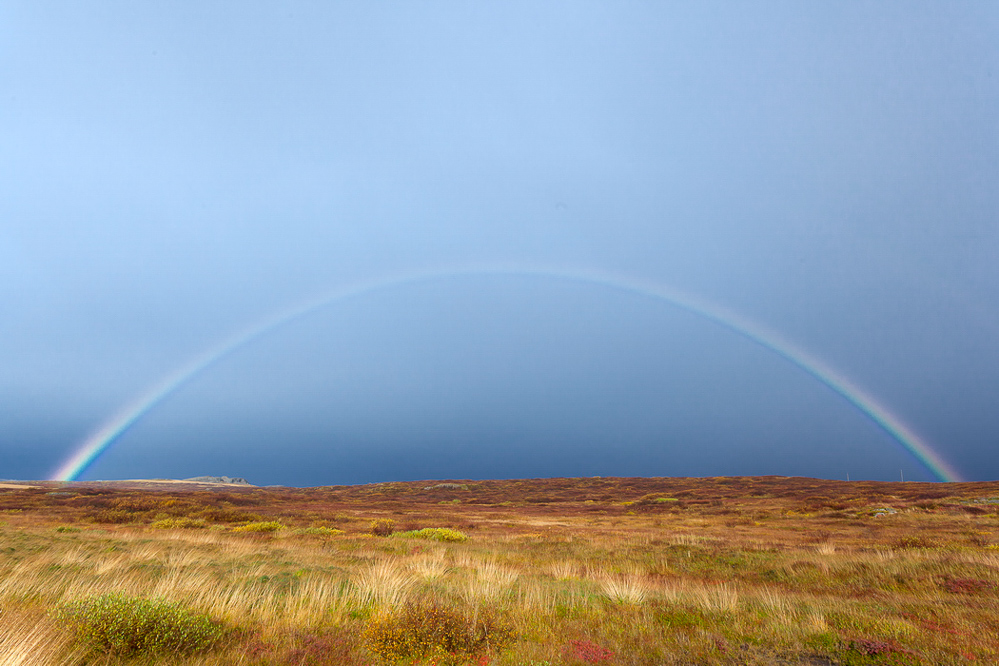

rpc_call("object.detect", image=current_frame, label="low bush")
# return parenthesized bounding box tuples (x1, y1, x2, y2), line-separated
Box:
(362, 600, 514, 663)
(892, 535, 936, 549)
(192, 507, 263, 523)
(370, 518, 396, 537)
(150, 516, 207, 529)
(89, 509, 137, 524)
(297, 526, 345, 537)
(54, 593, 225, 656)
(394, 527, 468, 543)
(233, 521, 285, 533)
(112, 497, 159, 512)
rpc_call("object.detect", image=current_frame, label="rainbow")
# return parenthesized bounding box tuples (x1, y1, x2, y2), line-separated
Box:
(51, 264, 964, 483)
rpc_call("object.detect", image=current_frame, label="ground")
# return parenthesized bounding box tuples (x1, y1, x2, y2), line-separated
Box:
(0, 475, 997, 665)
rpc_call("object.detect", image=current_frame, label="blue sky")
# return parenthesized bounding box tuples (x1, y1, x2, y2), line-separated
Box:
(2, 2, 997, 485)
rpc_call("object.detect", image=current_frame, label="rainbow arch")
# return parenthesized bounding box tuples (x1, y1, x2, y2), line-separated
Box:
(51, 264, 963, 483)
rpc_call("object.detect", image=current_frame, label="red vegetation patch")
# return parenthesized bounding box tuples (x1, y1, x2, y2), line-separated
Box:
(941, 578, 998, 594)
(564, 639, 615, 663)
(244, 629, 366, 665)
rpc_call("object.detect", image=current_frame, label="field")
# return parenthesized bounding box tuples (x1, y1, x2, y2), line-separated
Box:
(0, 475, 997, 665)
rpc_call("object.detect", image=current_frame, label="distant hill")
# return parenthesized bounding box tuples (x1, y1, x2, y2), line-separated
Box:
(183, 476, 251, 485)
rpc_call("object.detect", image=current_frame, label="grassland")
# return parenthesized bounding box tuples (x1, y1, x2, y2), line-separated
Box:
(0, 475, 997, 665)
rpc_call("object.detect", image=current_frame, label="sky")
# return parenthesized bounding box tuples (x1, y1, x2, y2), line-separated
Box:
(2, 2, 998, 486)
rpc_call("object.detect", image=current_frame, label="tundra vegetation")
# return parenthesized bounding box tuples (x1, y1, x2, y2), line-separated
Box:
(0, 475, 997, 665)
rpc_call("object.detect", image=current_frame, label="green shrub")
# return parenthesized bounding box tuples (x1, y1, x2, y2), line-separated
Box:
(370, 518, 396, 537)
(54, 593, 224, 656)
(55, 525, 81, 533)
(363, 600, 514, 663)
(394, 527, 468, 543)
(150, 517, 207, 530)
(233, 521, 285, 533)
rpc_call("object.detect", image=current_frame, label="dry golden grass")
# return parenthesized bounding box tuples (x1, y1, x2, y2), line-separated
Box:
(0, 610, 84, 666)
(355, 560, 418, 608)
(408, 550, 450, 581)
(547, 559, 579, 581)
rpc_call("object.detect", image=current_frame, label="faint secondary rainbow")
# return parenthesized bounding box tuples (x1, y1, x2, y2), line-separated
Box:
(51, 263, 963, 483)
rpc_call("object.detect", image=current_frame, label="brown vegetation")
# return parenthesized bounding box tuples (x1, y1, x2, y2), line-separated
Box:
(0, 475, 997, 664)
